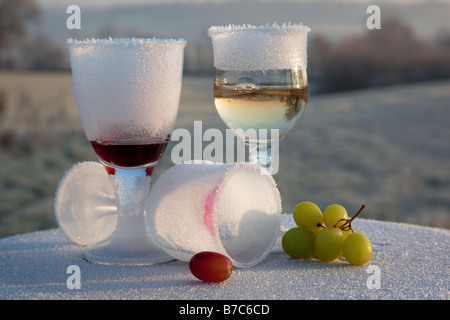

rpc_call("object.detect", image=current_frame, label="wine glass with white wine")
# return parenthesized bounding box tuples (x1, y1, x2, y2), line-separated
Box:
(209, 24, 310, 174)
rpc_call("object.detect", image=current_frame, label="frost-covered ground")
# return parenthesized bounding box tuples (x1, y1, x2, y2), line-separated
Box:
(1, 216, 448, 299)
(0, 72, 449, 238)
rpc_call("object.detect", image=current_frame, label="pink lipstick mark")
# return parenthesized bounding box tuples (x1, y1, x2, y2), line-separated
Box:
(204, 185, 219, 236)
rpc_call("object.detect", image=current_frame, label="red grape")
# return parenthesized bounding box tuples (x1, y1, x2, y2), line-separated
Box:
(189, 251, 233, 283)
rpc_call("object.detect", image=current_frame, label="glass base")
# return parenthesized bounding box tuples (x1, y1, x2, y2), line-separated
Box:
(83, 235, 174, 266)
(81, 167, 174, 265)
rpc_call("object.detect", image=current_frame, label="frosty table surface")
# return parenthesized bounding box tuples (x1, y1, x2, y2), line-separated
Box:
(0, 216, 448, 300)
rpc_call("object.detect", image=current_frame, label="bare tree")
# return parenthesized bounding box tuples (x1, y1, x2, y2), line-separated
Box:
(28, 35, 69, 70)
(309, 17, 450, 93)
(0, 0, 40, 68)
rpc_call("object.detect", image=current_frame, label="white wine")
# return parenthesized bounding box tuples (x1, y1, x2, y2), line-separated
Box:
(214, 69, 309, 142)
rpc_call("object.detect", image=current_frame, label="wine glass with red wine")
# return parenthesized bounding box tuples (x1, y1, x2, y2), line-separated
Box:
(66, 38, 186, 265)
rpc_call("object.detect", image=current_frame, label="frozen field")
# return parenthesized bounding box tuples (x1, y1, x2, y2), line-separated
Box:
(0, 72, 449, 238)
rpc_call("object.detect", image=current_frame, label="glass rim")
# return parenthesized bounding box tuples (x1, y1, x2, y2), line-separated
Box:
(208, 23, 311, 37)
(65, 37, 187, 48)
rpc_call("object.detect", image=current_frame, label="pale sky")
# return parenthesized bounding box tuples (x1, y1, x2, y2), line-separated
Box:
(36, 0, 445, 9)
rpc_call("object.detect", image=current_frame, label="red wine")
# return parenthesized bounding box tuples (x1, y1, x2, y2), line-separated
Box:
(90, 138, 169, 168)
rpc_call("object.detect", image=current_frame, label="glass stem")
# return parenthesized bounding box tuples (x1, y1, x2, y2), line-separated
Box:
(248, 140, 279, 175)
(107, 168, 152, 251)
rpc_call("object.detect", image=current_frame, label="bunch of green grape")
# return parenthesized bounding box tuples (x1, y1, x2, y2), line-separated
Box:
(282, 201, 372, 266)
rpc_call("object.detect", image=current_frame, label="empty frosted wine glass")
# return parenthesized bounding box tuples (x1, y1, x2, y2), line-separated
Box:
(209, 24, 310, 174)
(55, 162, 117, 246)
(146, 161, 282, 268)
(65, 38, 186, 265)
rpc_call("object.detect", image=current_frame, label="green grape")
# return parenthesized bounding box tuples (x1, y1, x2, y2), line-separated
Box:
(340, 229, 353, 257)
(282, 227, 315, 259)
(343, 232, 372, 266)
(342, 228, 353, 240)
(314, 227, 344, 262)
(323, 204, 348, 228)
(293, 201, 323, 233)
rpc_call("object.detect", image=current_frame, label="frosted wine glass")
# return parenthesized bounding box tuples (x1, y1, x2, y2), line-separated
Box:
(66, 38, 186, 265)
(146, 161, 282, 268)
(209, 24, 310, 174)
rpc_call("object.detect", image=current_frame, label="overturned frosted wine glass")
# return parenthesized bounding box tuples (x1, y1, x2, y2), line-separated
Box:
(146, 161, 282, 268)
